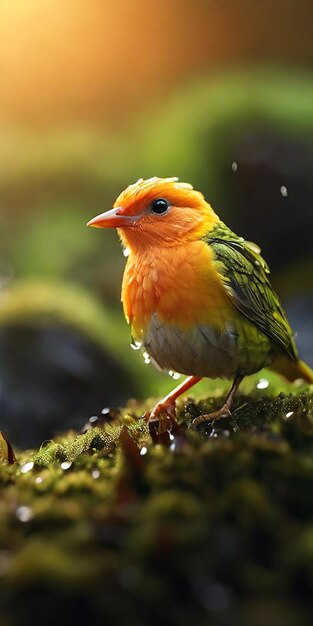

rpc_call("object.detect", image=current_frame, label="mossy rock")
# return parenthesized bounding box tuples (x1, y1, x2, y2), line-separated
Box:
(0, 380, 313, 626)
(0, 280, 162, 447)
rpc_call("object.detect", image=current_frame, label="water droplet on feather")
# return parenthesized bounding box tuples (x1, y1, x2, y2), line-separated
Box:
(168, 370, 181, 380)
(131, 339, 141, 351)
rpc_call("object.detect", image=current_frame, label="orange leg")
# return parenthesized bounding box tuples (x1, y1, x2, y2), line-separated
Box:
(191, 374, 243, 428)
(146, 375, 202, 433)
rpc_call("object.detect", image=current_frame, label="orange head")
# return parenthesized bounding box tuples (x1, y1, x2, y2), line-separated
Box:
(87, 177, 219, 251)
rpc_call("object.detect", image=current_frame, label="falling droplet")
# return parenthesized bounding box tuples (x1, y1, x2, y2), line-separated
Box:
(280, 185, 288, 197)
(142, 351, 151, 364)
(256, 378, 269, 390)
(35, 476, 43, 484)
(285, 411, 294, 419)
(140, 446, 148, 456)
(92, 469, 100, 479)
(231, 161, 238, 172)
(123, 247, 130, 257)
(20, 461, 34, 474)
(16, 506, 34, 523)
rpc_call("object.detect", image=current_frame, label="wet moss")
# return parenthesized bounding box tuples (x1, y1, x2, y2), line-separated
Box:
(0, 382, 313, 626)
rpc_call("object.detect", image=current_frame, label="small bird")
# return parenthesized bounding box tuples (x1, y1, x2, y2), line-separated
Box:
(88, 177, 313, 431)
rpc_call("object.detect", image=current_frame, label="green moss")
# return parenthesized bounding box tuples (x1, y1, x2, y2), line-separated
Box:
(0, 382, 313, 625)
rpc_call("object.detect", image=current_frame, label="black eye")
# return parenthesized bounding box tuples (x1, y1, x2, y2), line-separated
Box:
(151, 198, 169, 215)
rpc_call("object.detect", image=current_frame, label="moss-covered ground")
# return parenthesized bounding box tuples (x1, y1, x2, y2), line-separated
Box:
(1, 382, 313, 626)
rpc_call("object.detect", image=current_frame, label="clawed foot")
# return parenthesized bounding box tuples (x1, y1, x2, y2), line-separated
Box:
(191, 406, 232, 428)
(143, 401, 181, 445)
(143, 372, 241, 442)
(144, 399, 233, 440)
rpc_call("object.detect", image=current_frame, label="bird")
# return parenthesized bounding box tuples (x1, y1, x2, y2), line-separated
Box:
(88, 176, 313, 432)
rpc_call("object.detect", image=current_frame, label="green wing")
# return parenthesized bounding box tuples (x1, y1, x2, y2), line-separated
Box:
(204, 222, 297, 360)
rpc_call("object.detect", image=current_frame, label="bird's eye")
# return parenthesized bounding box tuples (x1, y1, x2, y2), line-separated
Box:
(150, 198, 169, 215)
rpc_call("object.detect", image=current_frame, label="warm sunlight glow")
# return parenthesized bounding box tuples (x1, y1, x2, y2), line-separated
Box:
(0, 0, 226, 125)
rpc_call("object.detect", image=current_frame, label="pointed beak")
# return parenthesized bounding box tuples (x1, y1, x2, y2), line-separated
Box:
(87, 207, 139, 229)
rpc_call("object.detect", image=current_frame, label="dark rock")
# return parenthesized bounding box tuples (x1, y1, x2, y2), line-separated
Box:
(0, 323, 135, 448)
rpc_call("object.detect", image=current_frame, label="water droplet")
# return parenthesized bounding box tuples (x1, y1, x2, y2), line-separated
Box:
(130, 339, 141, 351)
(61, 461, 72, 470)
(123, 247, 130, 257)
(231, 161, 238, 172)
(16, 506, 34, 523)
(20, 461, 34, 474)
(89, 415, 98, 423)
(92, 469, 100, 479)
(209, 429, 219, 438)
(280, 185, 288, 197)
(168, 370, 181, 380)
(285, 411, 294, 419)
(256, 378, 269, 390)
(35, 476, 43, 484)
(142, 351, 151, 364)
(140, 446, 148, 456)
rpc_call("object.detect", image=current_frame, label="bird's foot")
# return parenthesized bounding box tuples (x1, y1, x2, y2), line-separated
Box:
(191, 405, 232, 428)
(191, 374, 243, 429)
(143, 400, 180, 445)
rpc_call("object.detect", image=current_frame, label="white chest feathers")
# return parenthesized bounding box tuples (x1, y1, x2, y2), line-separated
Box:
(143, 313, 240, 379)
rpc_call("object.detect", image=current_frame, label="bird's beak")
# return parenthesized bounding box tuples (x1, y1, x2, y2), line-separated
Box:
(87, 207, 139, 229)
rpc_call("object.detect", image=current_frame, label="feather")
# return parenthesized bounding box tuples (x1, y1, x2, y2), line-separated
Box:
(205, 221, 297, 361)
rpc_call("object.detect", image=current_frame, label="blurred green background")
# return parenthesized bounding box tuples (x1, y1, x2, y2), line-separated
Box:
(0, 0, 312, 446)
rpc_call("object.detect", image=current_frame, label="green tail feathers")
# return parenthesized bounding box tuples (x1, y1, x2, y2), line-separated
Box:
(271, 356, 313, 384)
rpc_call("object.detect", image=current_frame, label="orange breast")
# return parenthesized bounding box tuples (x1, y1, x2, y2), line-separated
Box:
(122, 240, 231, 340)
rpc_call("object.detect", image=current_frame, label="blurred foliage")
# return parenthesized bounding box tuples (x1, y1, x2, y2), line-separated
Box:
(2, 70, 313, 202)
(0, 380, 313, 625)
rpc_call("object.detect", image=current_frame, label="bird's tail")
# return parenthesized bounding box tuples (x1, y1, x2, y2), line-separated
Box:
(270, 356, 313, 384)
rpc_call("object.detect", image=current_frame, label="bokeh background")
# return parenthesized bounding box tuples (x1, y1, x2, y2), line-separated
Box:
(0, 0, 312, 447)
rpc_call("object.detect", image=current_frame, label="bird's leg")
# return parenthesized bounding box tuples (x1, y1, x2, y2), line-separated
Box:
(191, 373, 243, 428)
(145, 375, 202, 437)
